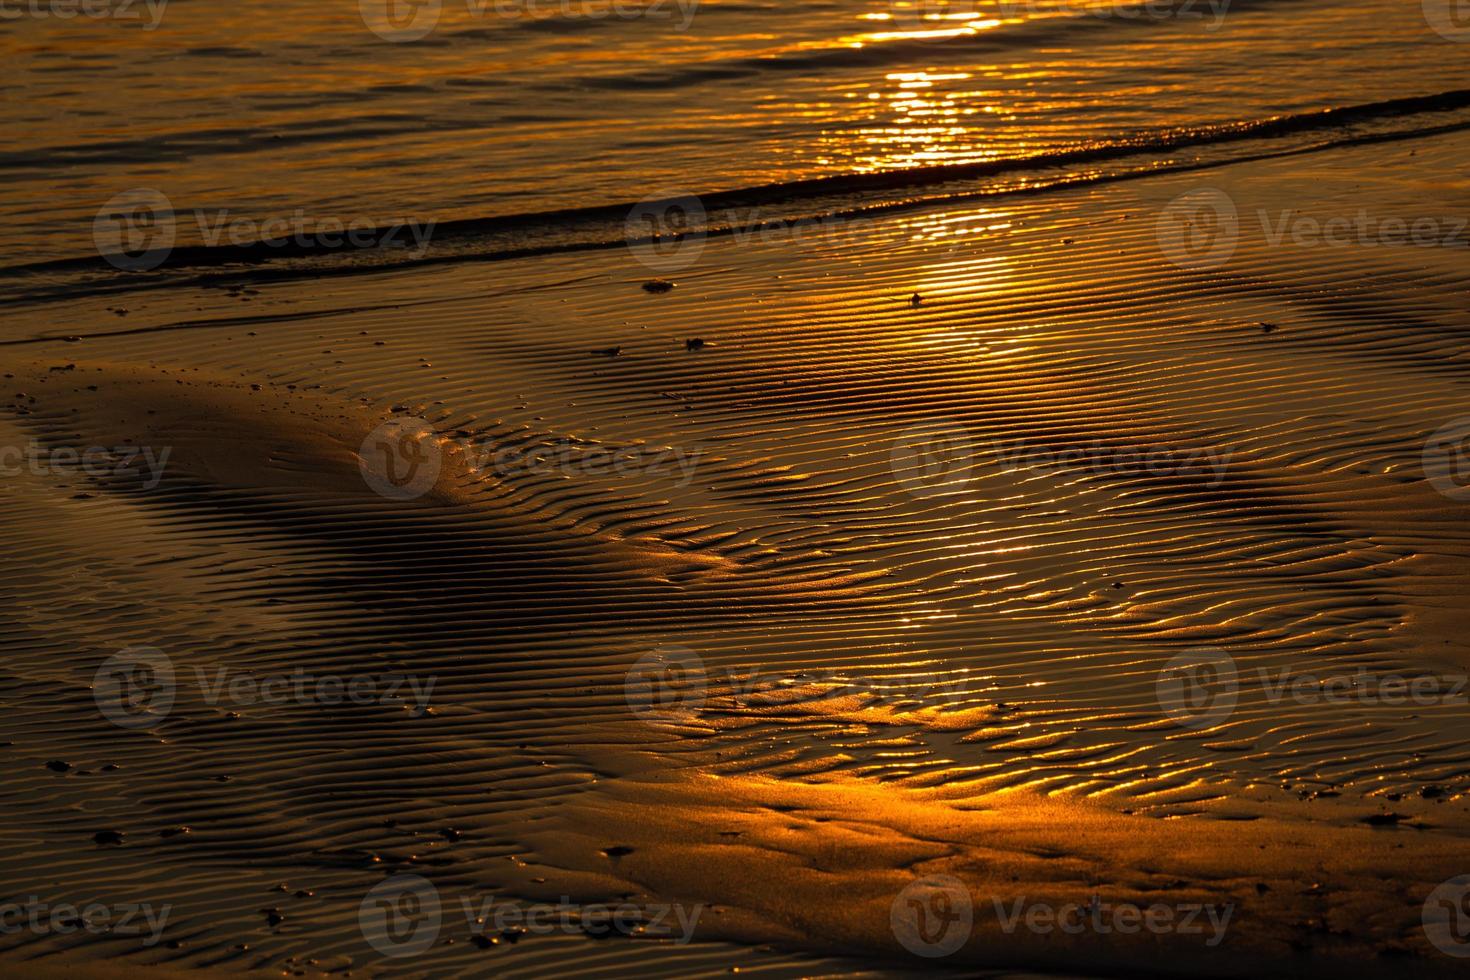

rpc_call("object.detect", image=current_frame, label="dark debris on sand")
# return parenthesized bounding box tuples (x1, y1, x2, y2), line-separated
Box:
(1361, 812, 1409, 826)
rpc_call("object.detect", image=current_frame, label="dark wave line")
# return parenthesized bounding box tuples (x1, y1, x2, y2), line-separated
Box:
(1, 88, 1467, 304)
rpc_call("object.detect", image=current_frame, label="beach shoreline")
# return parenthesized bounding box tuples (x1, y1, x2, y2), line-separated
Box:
(2, 119, 1470, 976)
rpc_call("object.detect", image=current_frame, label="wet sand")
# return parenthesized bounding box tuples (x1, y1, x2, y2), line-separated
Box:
(3, 125, 1470, 977)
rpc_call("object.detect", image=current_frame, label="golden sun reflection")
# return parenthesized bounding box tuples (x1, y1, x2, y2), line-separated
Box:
(824, 69, 1027, 172)
(856, 9, 1006, 44)
(893, 206, 1028, 350)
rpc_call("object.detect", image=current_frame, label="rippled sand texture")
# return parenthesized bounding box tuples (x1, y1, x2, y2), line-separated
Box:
(3, 127, 1470, 976)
